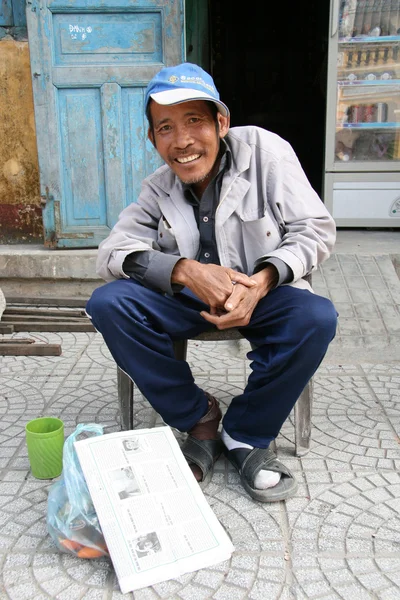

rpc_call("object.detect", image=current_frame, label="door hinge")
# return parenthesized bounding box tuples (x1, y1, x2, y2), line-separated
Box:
(40, 186, 51, 206)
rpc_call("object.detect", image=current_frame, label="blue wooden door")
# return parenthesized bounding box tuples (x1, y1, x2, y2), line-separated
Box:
(26, 0, 184, 248)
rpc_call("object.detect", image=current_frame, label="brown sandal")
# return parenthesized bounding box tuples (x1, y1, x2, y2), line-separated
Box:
(181, 393, 222, 489)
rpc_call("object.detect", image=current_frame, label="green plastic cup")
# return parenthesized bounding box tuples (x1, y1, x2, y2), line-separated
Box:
(25, 417, 64, 479)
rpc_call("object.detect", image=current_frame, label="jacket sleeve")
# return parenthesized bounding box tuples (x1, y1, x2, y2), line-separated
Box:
(263, 148, 336, 281)
(123, 250, 183, 295)
(96, 183, 164, 282)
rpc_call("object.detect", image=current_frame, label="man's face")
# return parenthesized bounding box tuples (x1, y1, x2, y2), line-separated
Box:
(148, 100, 230, 197)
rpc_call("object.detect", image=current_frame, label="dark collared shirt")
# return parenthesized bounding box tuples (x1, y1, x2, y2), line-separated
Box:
(182, 148, 229, 265)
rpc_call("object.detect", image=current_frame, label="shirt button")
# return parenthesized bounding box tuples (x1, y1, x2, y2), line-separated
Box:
(203, 216, 209, 222)
(204, 252, 210, 258)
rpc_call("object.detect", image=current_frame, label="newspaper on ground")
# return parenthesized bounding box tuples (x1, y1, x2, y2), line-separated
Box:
(74, 426, 235, 594)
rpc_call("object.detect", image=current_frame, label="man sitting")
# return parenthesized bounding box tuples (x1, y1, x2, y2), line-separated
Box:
(86, 62, 337, 503)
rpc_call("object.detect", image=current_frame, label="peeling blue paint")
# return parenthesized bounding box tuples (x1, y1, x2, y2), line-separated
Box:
(0, 0, 13, 25)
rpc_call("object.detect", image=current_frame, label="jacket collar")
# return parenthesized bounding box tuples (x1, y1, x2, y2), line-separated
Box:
(216, 131, 252, 224)
(224, 130, 252, 175)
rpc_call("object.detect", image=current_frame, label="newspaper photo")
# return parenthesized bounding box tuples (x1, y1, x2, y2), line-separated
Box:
(74, 426, 235, 594)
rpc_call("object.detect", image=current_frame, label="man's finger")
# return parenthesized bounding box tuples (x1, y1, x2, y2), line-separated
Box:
(225, 294, 241, 312)
(225, 283, 248, 312)
(230, 272, 257, 287)
(200, 309, 242, 329)
(200, 310, 217, 323)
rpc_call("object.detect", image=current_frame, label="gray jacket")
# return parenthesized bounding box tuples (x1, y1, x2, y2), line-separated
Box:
(96, 126, 336, 291)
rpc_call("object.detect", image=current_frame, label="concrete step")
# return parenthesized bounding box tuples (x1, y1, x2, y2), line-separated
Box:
(0, 244, 102, 299)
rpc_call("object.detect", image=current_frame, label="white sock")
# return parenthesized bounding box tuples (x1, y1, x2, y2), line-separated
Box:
(221, 429, 281, 490)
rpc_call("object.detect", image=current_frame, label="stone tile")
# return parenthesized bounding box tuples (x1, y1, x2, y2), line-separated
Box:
(1, 295, 400, 600)
(329, 289, 353, 303)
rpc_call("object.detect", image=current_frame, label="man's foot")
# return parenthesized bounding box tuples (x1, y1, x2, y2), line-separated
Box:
(188, 393, 222, 441)
(181, 393, 222, 487)
(221, 428, 281, 489)
(223, 446, 298, 503)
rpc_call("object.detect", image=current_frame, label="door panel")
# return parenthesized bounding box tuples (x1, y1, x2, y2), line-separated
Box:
(59, 88, 107, 227)
(53, 12, 163, 65)
(27, 0, 184, 248)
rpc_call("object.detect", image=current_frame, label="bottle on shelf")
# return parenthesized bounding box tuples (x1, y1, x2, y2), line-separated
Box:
(375, 102, 388, 121)
(363, 104, 375, 122)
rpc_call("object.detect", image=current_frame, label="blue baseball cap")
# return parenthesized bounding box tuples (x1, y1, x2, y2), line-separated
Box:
(145, 62, 230, 117)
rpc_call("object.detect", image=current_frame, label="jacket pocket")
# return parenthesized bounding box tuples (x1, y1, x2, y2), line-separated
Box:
(157, 217, 179, 254)
(241, 216, 281, 269)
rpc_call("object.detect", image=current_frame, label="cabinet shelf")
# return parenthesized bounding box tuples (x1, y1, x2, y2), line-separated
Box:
(338, 122, 400, 129)
(339, 35, 400, 44)
(338, 79, 400, 86)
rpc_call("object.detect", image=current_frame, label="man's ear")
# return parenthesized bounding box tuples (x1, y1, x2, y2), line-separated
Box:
(148, 127, 156, 147)
(217, 113, 230, 138)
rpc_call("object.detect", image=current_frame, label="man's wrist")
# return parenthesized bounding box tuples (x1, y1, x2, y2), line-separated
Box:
(254, 257, 292, 286)
(252, 264, 279, 295)
(171, 258, 198, 286)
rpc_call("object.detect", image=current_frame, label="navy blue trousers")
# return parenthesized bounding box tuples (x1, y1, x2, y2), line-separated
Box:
(86, 279, 337, 448)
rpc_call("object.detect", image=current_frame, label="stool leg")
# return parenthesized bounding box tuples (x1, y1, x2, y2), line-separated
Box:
(173, 339, 188, 361)
(117, 366, 134, 430)
(294, 380, 312, 457)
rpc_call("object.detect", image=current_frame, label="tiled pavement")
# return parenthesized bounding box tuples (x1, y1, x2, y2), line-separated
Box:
(1, 245, 400, 600)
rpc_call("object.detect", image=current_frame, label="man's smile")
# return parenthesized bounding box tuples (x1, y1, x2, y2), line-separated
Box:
(175, 154, 201, 164)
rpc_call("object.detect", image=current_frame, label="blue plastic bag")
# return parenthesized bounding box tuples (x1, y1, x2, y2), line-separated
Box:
(47, 423, 109, 559)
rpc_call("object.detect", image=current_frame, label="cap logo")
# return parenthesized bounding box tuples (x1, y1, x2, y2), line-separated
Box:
(172, 75, 216, 95)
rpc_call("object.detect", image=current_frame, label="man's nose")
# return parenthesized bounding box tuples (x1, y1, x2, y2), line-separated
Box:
(174, 125, 194, 148)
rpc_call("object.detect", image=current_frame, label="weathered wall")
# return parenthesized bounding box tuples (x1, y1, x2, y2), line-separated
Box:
(0, 38, 42, 243)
